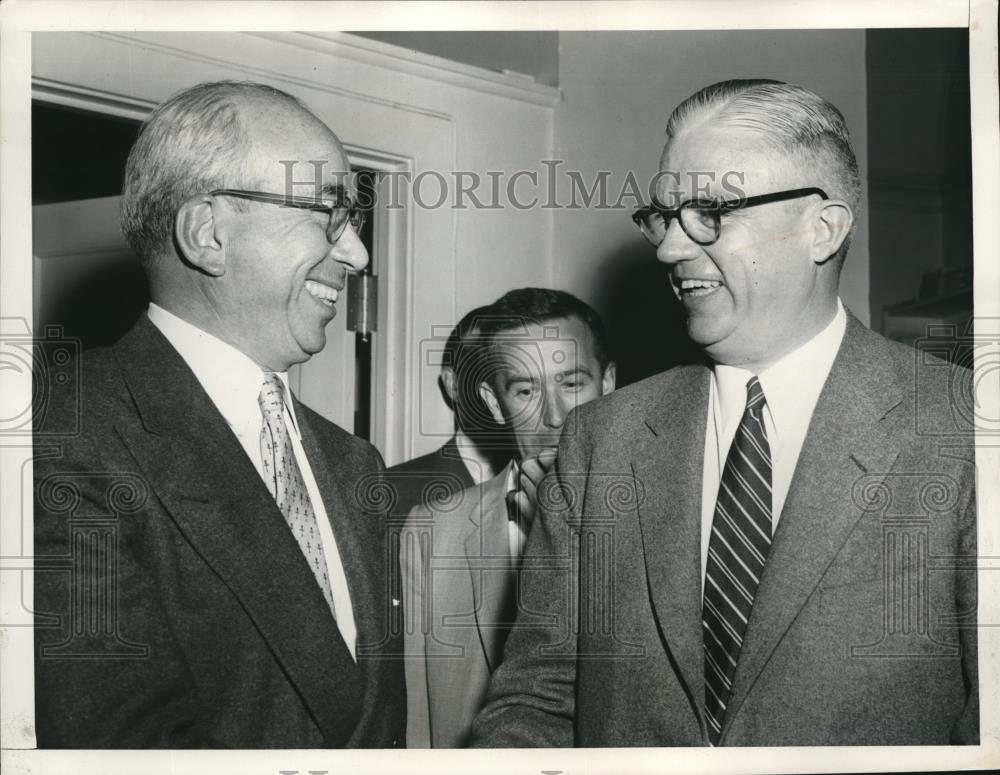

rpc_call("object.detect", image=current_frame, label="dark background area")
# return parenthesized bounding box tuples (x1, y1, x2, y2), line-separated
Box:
(33, 102, 140, 205)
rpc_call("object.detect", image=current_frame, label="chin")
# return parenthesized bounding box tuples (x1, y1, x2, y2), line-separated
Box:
(296, 330, 329, 358)
(687, 319, 731, 349)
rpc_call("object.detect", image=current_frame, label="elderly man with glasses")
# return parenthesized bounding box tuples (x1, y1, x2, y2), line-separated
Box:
(33, 81, 404, 748)
(472, 79, 977, 747)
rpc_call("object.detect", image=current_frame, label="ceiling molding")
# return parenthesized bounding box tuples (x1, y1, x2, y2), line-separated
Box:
(249, 31, 562, 109)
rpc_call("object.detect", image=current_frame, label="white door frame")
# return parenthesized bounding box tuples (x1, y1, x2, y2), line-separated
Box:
(31, 72, 415, 464)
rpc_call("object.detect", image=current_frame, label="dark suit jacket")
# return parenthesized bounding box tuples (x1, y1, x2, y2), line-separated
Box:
(472, 313, 978, 746)
(33, 315, 405, 748)
(402, 464, 517, 747)
(386, 440, 475, 517)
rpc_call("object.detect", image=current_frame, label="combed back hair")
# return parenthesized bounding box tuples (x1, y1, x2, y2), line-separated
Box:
(478, 288, 612, 380)
(444, 303, 494, 378)
(665, 79, 861, 261)
(121, 80, 310, 263)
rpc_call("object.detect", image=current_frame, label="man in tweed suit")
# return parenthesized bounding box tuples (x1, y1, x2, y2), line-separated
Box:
(33, 81, 404, 747)
(472, 79, 978, 747)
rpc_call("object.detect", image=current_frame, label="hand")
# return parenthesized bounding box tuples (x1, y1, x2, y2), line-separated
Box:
(510, 447, 558, 528)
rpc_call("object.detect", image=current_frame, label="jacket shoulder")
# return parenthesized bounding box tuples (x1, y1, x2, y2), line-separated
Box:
(570, 365, 705, 433)
(296, 401, 384, 469)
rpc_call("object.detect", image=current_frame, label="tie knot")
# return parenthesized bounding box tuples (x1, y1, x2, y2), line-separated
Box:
(745, 376, 766, 415)
(258, 372, 286, 422)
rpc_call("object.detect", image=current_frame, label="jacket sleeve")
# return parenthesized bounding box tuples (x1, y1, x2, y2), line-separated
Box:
(401, 504, 432, 747)
(469, 415, 587, 747)
(951, 474, 979, 744)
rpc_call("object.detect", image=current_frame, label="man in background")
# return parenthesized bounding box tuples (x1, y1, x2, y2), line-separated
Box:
(387, 305, 509, 517)
(33, 80, 404, 747)
(403, 288, 616, 747)
(473, 79, 977, 747)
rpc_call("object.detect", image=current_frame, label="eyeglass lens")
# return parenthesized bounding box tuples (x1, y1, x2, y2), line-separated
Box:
(638, 206, 720, 246)
(328, 205, 366, 241)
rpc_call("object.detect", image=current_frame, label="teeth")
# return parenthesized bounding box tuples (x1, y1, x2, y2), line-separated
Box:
(305, 280, 339, 306)
(679, 279, 723, 290)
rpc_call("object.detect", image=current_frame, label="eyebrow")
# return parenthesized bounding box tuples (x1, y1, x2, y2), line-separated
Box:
(502, 374, 537, 391)
(501, 366, 595, 391)
(557, 366, 594, 381)
(319, 182, 351, 203)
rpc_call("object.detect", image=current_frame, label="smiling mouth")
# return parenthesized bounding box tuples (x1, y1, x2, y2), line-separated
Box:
(677, 278, 723, 298)
(305, 279, 340, 308)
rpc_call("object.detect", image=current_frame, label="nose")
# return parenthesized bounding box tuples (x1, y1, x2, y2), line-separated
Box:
(655, 215, 701, 266)
(330, 223, 370, 273)
(540, 386, 568, 430)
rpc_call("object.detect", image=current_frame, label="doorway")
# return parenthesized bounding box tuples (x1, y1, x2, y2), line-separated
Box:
(31, 99, 382, 440)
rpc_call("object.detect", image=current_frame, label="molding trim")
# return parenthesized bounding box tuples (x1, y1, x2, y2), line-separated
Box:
(31, 77, 155, 120)
(249, 31, 562, 109)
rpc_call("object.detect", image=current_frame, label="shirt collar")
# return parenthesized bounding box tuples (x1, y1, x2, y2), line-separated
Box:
(146, 303, 301, 438)
(712, 299, 847, 442)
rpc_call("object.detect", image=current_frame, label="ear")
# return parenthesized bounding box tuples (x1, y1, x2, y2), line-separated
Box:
(439, 366, 458, 404)
(809, 198, 854, 264)
(601, 362, 617, 395)
(175, 194, 226, 276)
(479, 380, 506, 425)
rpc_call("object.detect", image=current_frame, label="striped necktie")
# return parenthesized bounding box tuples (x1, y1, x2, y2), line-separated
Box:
(703, 376, 772, 745)
(258, 372, 337, 619)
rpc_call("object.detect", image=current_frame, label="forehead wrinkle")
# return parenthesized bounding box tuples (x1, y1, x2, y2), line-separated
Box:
(660, 128, 795, 201)
(241, 103, 349, 194)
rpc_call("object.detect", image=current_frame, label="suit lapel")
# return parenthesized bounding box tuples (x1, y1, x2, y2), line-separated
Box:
(464, 467, 516, 672)
(725, 314, 903, 727)
(112, 317, 360, 744)
(633, 366, 711, 716)
(295, 411, 382, 712)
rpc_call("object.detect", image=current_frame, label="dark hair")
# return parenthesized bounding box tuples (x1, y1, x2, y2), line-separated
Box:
(478, 287, 612, 372)
(443, 303, 492, 377)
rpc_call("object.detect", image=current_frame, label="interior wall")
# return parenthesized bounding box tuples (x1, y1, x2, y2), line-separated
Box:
(552, 30, 870, 385)
(31, 31, 559, 463)
(354, 31, 559, 87)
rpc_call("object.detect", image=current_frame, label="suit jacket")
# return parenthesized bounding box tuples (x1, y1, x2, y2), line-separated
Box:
(472, 313, 978, 747)
(386, 439, 476, 518)
(402, 463, 518, 747)
(33, 316, 405, 748)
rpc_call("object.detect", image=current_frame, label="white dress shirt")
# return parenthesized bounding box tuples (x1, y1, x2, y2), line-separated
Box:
(147, 304, 357, 659)
(700, 299, 847, 588)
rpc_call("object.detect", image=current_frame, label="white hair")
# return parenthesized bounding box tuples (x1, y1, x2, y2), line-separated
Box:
(120, 80, 308, 263)
(665, 79, 861, 261)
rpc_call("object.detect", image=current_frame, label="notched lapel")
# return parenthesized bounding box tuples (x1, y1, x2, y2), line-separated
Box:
(113, 318, 361, 745)
(464, 471, 516, 672)
(633, 366, 710, 717)
(725, 317, 903, 728)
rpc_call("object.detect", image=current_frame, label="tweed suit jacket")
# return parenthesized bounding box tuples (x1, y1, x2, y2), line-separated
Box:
(472, 313, 978, 747)
(386, 439, 475, 519)
(33, 315, 405, 748)
(402, 463, 518, 747)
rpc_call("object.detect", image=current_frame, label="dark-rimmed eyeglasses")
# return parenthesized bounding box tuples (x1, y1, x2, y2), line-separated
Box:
(209, 188, 366, 243)
(631, 187, 828, 247)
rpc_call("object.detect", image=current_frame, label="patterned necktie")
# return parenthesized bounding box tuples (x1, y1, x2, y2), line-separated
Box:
(703, 376, 772, 745)
(258, 372, 336, 618)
